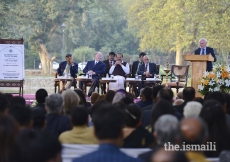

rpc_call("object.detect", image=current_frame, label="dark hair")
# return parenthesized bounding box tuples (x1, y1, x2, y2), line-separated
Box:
(4, 93, 13, 101)
(104, 90, 115, 103)
(8, 104, 32, 127)
(120, 96, 134, 105)
(0, 116, 19, 162)
(200, 100, 230, 157)
(151, 100, 175, 133)
(12, 130, 62, 162)
(194, 97, 204, 105)
(10, 96, 26, 107)
(109, 52, 116, 56)
(74, 89, 87, 107)
(206, 92, 225, 106)
(32, 108, 46, 129)
(116, 53, 123, 57)
(92, 104, 125, 139)
(152, 85, 164, 99)
(35, 89, 48, 103)
(157, 88, 174, 103)
(71, 106, 88, 126)
(124, 104, 141, 127)
(0, 92, 10, 114)
(142, 86, 153, 101)
(183, 87, 195, 101)
(139, 52, 146, 58)
(90, 100, 109, 116)
(224, 93, 230, 115)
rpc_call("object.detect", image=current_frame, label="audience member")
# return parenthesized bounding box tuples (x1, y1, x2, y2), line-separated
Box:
(59, 106, 97, 144)
(194, 97, 204, 105)
(180, 117, 208, 161)
(122, 104, 154, 148)
(74, 89, 90, 107)
(120, 96, 134, 105)
(45, 94, 72, 138)
(0, 116, 19, 162)
(90, 92, 100, 105)
(183, 101, 202, 118)
(32, 108, 46, 130)
(0, 92, 10, 115)
(90, 100, 109, 117)
(176, 91, 183, 99)
(10, 96, 26, 107)
(32, 88, 48, 114)
(72, 105, 142, 162)
(112, 89, 128, 104)
(104, 90, 115, 103)
(219, 150, 230, 162)
(62, 89, 80, 115)
(135, 86, 153, 108)
(8, 104, 32, 130)
(96, 94, 105, 101)
(12, 130, 62, 162)
(173, 99, 184, 106)
(109, 53, 130, 90)
(223, 93, 230, 115)
(200, 100, 230, 157)
(139, 115, 180, 162)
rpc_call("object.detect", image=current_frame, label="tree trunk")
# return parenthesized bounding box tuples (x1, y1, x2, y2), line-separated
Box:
(38, 44, 51, 75)
(176, 48, 183, 65)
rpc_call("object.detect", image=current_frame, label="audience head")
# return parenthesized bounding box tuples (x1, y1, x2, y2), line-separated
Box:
(154, 114, 179, 145)
(142, 86, 153, 101)
(223, 93, 230, 115)
(92, 104, 125, 142)
(219, 150, 230, 162)
(8, 104, 32, 129)
(0, 92, 10, 115)
(206, 92, 226, 110)
(194, 97, 204, 105)
(124, 104, 141, 128)
(10, 96, 26, 107)
(173, 99, 184, 106)
(45, 94, 63, 114)
(13, 130, 62, 162)
(151, 99, 175, 132)
(151, 146, 189, 162)
(35, 88, 48, 103)
(112, 89, 128, 104)
(176, 91, 183, 99)
(62, 89, 80, 115)
(71, 106, 88, 126)
(104, 90, 115, 103)
(152, 85, 164, 100)
(182, 87, 195, 101)
(74, 89, 87, 107)
(0, 116, 19, 162)
(157, 88, 174, 103)
(183, 101, 202, 118)
(91, 99, 109, 116)
(32, 108, 46, 130)
(90, 92, 100, 105)
(96, 94, 105, 101)
(120, 96, 134, 105)
(180, 117, 208, 146)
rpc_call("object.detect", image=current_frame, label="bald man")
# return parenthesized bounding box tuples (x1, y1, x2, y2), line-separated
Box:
(180, 117, 208, 162)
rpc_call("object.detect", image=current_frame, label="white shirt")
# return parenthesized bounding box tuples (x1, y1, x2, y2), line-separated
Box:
(109, 61, 130, 74)
(144, 63, 150, 73)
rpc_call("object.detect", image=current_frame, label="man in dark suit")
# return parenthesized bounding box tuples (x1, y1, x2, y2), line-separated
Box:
(138, 55, 158, 90)
(102, 52, 116, 93)
(81, 52, 106, 97)
(56, 53, 78, 90)
(194, 38, 216, 72)
(132, 52, 146, 78)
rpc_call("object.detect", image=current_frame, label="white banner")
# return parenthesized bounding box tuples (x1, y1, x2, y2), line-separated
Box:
(0, 44, 24, 80)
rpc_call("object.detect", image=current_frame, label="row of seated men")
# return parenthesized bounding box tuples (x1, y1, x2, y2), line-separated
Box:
(55, 52, 158, 97)
(1, 86, 230, 162)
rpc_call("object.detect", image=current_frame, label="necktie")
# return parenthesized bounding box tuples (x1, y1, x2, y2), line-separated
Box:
(202, 49, 205, 55)
(110, 61, 112, 67)
(95, 61, 97, 66)
(144, 64, 148, 72)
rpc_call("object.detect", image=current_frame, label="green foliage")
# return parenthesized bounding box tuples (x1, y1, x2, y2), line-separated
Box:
(72, 46, 96, 63)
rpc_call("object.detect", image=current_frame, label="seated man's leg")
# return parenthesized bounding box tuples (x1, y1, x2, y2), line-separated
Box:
(64, 77, 74, 89)
(138, 82, 144, 96)
(88, 78, 99, 97)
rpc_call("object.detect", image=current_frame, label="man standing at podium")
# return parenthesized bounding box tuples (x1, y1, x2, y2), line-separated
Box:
(194, 38, 216, 71)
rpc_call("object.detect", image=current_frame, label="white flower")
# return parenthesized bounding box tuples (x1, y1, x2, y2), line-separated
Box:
(214, 87, 220, 91)
(209, 88, 213, 92)
(198, 84, 204, 90)
(216, 71, 221, 78)
(204, 71, 210, 77)
(219, 79, 225, 85)
(225, 79, 230, 87)
(208, 80, 215, 86)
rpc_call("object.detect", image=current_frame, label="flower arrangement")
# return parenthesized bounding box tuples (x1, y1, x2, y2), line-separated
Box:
(197, 64, 230, 95)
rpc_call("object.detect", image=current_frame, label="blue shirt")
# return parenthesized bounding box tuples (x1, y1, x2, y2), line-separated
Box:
(72, 143, 143, 162)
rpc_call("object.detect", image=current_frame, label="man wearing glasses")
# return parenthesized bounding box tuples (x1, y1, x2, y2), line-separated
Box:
(55, 53, 78, 90)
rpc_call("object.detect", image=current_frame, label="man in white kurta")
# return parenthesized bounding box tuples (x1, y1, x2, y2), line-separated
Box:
(109, 53, 130, 90)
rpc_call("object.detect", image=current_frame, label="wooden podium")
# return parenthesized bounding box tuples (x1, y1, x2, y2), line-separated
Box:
(184, 54, 214, 97)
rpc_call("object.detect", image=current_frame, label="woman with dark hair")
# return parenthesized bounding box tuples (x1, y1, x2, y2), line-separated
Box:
(200, 100, 230, 157)
(74, 89, 90, 108)
(122, 104, 154, 148)
(149, 99, 175, 133)
(104, 90, 115, 103)
(0, 116, 19, 162)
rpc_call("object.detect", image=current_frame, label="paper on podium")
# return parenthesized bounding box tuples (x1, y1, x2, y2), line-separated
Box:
(101, 77, 116, 80)
(78, 76, 87, 78)
(57, 76, 67, 79)
(126, 78, 141, 81)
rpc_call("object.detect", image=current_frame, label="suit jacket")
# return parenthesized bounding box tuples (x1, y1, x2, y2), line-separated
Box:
(137, 62, 158, 77)
(83, 60, 106, 79)
(132, 61, 141, 77)
(57, 61, 78, 78)
(103, 59, 115, 76)
(72, 143, 142, 162)
(194, 47, 216, 72)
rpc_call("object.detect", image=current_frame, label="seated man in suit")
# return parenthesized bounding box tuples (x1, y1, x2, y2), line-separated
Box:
(138, 55, 158, 90)
(109, 53, 130, 90)
(194, 38, 217, 72)
(55, 53, 78, 90)
(80, 52, 106, 97)
(102, 52, 116, 93)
